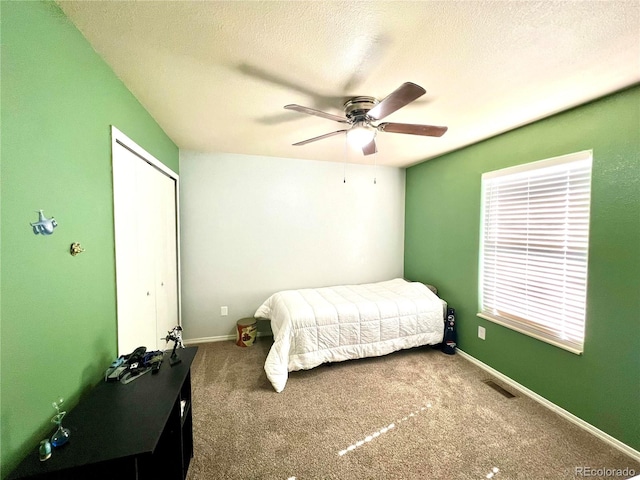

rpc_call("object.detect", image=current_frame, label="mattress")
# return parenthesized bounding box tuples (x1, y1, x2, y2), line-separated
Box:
(254, 278, 446, 392)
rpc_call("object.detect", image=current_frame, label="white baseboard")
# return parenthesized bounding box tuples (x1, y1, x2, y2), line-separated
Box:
(456, 349, 640, 462)
(184, 334, 234, 345)
(184, 332, 272, 346)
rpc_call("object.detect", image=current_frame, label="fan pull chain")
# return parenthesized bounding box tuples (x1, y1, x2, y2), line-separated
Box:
(343, 136, 347, 183)
(373, 150, 377, 185)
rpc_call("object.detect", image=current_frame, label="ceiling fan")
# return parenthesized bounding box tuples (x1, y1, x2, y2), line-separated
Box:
(285, 82, 447, 155)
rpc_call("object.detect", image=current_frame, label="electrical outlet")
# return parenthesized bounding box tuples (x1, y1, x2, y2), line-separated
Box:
(221, 306, 228, 316)
(478, 326, 486, 340)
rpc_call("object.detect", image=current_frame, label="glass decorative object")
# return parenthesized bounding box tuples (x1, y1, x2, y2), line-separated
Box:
(50, 397, 70, 447)
(39, 439, 52, 461)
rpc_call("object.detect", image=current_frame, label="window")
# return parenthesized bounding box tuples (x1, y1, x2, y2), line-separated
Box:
(479, 150, 592, 354)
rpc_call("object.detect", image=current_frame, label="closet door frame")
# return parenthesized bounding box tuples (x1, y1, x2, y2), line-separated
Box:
(111, 126, 182, 354)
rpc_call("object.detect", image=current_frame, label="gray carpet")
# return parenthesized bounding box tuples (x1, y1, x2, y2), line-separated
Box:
(186, 340, 639, 480)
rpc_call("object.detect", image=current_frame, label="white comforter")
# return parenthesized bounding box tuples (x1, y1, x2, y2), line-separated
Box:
(254, 278, 445, 392)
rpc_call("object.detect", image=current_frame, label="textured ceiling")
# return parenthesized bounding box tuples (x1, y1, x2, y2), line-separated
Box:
(57, 1, 639, 167)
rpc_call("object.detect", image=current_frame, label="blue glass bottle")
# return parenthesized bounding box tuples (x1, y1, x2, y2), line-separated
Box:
(50, 398, 70, 447)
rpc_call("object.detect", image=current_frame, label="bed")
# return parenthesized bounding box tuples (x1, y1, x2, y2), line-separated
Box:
(254, 278, 446, 392)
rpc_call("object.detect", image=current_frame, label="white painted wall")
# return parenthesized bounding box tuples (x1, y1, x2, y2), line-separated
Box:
(179, 151, 406, 341)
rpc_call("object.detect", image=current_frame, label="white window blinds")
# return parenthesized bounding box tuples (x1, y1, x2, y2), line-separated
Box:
(479, 150, 592, 354)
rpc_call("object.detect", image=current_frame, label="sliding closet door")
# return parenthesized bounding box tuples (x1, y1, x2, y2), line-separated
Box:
(153, 168, 179, 347)
(112, 129, 180, 355)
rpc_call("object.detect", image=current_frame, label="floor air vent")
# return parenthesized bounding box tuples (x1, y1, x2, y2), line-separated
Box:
(483, 380, 516, 398)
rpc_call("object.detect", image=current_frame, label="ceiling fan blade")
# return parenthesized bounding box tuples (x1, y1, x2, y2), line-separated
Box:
(292, 129, 348, 146)
(377, 122, 448, 137)
(367, 82, 426, 121)
(285, 104, 349, 123)
(362, 139, 377, 156)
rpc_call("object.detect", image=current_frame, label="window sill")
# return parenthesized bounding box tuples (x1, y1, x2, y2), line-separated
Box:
(476, 312, 583, 355)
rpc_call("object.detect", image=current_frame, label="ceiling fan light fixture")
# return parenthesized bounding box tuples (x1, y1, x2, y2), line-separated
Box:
(346, 122, 376, 149)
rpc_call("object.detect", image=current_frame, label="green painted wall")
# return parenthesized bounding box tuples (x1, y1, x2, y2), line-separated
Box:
(0, 2, 179, 476)
(405, 86, 640, 450)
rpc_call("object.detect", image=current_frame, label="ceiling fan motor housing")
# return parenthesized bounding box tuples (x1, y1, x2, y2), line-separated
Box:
(344, 96, 379, 123)
(286, 82, 446, 153)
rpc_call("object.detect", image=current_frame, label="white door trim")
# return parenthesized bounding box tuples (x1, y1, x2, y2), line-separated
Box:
(111, 126, 177, 178)
(110, 126, 182, 352)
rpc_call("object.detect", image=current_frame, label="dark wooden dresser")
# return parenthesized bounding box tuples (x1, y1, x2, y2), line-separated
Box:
(8, 346, 198, 480)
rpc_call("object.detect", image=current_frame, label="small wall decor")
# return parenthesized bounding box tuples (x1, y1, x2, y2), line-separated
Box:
(70, 242, 85, 256)
(30, 210, 58, 235)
